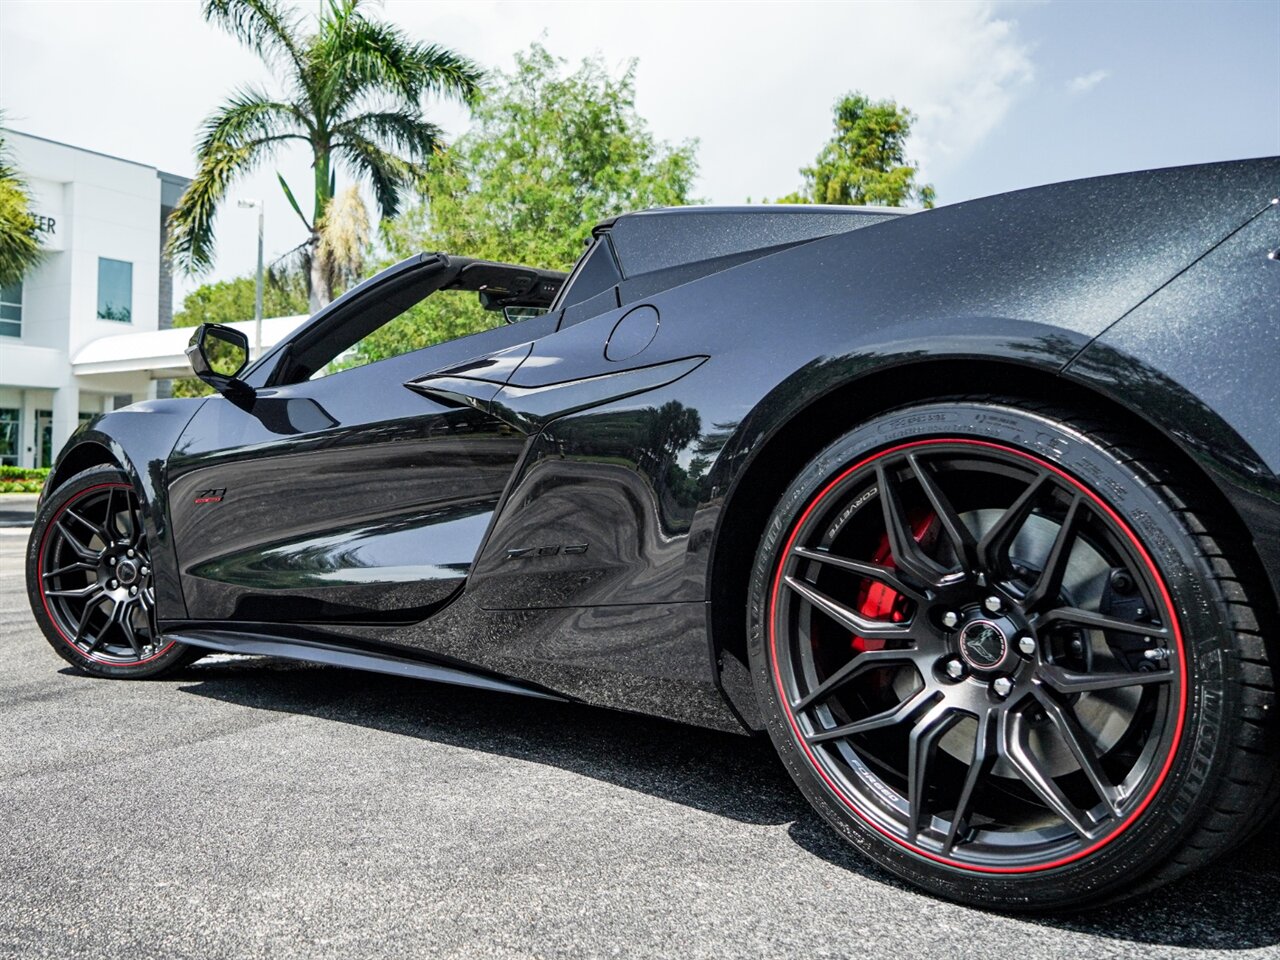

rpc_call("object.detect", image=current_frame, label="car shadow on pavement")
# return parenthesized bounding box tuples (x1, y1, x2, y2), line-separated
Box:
(174, 655, 1280, 951)
(790, 815, 1280, 950)
(173, 655, 808, 827)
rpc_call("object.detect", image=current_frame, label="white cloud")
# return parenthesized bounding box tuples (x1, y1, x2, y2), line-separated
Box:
(0, 0, 1036, 292)
(883, 4, 1036, 173)
(1067, 69, 1110, 94)
(382, 1, 1036, 201)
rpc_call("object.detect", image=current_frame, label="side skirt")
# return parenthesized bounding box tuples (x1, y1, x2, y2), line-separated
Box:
(163, 626, 568, 702)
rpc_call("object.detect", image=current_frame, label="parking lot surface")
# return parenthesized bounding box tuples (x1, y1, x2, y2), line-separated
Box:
(2, 527, 1278, 959)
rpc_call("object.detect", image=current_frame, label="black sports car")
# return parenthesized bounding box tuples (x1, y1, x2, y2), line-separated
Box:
(26, 158, 1279, 911)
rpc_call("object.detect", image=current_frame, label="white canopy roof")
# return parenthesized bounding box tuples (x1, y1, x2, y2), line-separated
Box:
(71, 316, 308, 379)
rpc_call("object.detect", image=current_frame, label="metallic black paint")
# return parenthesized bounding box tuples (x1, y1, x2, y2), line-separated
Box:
(166, 316, 555, 623)
(1068, 198, 1280, 606)
(46, 158, 1280, 734)
(46, 400, 206, 619)
(167, 624, 568, 701)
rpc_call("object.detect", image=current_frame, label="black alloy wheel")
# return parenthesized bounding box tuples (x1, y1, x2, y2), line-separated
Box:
(27, 466, 199, 678)
(748, 399, 1279, 910)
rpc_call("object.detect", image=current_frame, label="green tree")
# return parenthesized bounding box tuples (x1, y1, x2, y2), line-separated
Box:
(778, 93, 935, 208)
(361, 44, 699, 365)
(0, 119, 44, 287)
(169, 271, 310, 397)
(173, 273, 309, 329)
(165, 0, 483, 312)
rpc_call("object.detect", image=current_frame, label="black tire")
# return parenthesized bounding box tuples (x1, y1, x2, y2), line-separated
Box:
(26, 465, 203, 679)
(747, 398, 1279, 911)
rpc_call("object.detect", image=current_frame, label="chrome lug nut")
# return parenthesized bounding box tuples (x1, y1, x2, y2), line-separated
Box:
(1017, 636, 1037, 656)
(109, 579, 118, 589)
(941, 611, 960, 628)
(140, 566, 149, 576)
(126, 549, 135, 558)
(108, 557, 117, 566)
(983, 595, 1002, 613)
(944, 659, 965, 680)
(129, 585, 138, 596)
(992, 676, 1013, 698)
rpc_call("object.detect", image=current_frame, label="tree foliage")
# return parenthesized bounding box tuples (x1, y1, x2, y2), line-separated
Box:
(0, 120, 44, 287)
(172, 273, 309, 329)
(398, 45, 699, 267)
(355, 44, 699, 366)
(166, 0, 483, 310)
(777, 93, 935, 208)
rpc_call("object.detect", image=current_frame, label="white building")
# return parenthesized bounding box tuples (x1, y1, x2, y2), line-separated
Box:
(0, 129, 188, 468)
(0, 130, 309, 469)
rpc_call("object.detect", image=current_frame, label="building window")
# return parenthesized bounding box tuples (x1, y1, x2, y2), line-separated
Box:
(37, 409, 53, 469)
(0, 408, 19, 466)
(97, 258, 133, 322)
(0, 281, 21, 338)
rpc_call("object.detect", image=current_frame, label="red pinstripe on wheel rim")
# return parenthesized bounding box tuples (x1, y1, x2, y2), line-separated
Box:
(37, 482, 175, 666)
(767, 437, 1187, 874)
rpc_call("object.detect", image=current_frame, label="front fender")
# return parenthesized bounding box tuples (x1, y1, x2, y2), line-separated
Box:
(48, 398, 207, 619)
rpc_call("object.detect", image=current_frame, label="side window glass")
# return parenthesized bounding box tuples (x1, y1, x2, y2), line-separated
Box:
(312, 289, 510, 380)
(558, 240, 620, 310)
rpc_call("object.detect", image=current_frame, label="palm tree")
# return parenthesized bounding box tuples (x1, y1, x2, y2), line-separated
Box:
(166, 0, 483, 310)
(0, 118, 45, 288)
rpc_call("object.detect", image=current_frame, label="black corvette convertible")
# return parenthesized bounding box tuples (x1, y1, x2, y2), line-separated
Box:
(26, 158, 1279, 910)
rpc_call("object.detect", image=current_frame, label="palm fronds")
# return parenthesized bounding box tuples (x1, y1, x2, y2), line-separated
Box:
(170, 0, 483, 305)
(0, 120, 44, 287)
(166, 90, 309, 273)
(201, 0, 304, 72)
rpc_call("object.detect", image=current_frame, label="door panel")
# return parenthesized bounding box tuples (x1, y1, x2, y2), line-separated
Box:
(167, 316, 554, 623)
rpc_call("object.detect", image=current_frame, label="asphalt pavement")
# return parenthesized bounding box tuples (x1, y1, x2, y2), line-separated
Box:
(0, 495, 37, 528)
(2, 526, 1278, 959)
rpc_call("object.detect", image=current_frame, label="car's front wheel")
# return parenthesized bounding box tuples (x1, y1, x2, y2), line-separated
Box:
(26, 465, 201, 678)
(747, 399, 1278, 910)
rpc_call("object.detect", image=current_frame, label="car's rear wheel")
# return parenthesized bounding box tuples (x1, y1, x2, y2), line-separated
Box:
(26, 465, 201, 678)
(747, 399, 1278, 910)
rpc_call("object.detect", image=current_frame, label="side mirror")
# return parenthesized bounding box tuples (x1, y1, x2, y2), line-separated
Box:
(502, 305, 549, 325)
(186, 323, 252, 397)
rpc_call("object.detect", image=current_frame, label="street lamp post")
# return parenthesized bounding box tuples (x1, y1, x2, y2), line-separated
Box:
(237, 199, 265, 358)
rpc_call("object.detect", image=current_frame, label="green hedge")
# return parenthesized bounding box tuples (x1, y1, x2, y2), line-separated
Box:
(0, 466, 50, 494)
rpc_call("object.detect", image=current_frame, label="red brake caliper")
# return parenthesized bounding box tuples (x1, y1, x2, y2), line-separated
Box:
(850, 513, 937, 654)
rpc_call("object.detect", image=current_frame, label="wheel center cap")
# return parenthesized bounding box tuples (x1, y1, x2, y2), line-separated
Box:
(959, 619, 1008, 669)
(116, 559, 139, 586)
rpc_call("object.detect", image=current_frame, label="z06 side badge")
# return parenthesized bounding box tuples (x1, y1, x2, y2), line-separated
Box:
(506, 543, 589, 560)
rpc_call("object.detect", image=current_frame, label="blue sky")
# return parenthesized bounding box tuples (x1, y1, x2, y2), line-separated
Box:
(1, 0, 1277, 296)
(948, 1, 1280, 201)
